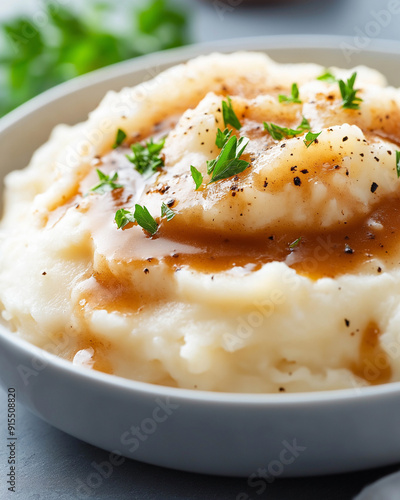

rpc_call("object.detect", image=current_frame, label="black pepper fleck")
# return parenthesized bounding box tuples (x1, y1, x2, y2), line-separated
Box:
(371, 182, 378, 193)
(344, 244, 354, 254)
(293, 176, 301, 186)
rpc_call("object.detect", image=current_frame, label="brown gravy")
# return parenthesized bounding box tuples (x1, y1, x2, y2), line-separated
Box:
(83, 190, 400, 279)
(157, 193, 400, 277)
(351, 322, 392, 385)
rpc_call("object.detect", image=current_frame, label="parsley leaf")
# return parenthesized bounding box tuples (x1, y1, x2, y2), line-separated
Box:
(208, 135, 250, 184)
(317, 71, 337, 83)
(206, 159, 217, 175)
(112, 128, 127, 149)
(303, 131, 321, 148)
(297, 116, 311, 132)
(289, 237, 302, 250)
(338, 72, 363, 110)
(115, 205, 158, 235)
(161, 202, 176, 221)
(190, 165, 203, 190)
(134, 204, 158, 235)
(396, 151, 400, 178)
(115, 209, 136, 229)
(263, 116, 311, 141)
(216, 128, 232, 149)
(89, 169, 123, 194)
(278, 83, 302, 104)
(222, 96, 242, 130)
(127, 138, 165, 177)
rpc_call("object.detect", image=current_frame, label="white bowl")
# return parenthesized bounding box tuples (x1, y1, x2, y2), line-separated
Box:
(1, 35, 400, 477)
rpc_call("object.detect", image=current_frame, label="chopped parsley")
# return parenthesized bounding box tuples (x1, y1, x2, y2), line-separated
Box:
(134, 204, 158, 235)
(208, 135, 250, 184)
(115, 208, 136, 229)
(264, 116, 311, 141)
(127, 137, 165, 177)
(303, 131, 321, 148)
(338, 72, 363, 110)
(161, 202, 176, 221)
(278, 83, 302, 104)
(89, 169, 123, 194)
(297, 116, 311, 131)
(216, 127, 233, 149)
(289, 237, 302, 250)
(190, 165, 203, 190)
(317, 71, 336, 83)
(222, 96, 242, 130)
(115, 205, 158, 235)
(112, 128, 127, 149)
(396, 151, 400, 178)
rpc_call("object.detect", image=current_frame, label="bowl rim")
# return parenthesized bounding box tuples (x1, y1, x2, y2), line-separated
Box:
(2, 34, 400, 406)
(2, 33, 400, 131)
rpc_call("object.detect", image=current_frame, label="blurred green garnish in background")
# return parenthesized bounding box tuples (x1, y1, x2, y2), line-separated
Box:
(0, 0, 189, 117)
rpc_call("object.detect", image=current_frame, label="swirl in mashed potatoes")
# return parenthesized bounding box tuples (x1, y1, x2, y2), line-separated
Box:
(2, 52, 400, 393)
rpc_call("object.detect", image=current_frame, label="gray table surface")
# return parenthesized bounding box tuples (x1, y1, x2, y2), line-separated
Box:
(2, 0, 400, 498)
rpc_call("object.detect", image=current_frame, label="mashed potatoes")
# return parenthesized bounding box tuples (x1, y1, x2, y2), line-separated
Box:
(2, 51, 400, 393)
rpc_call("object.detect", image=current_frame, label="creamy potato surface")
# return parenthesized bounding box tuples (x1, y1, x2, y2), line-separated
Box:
(1, 52, 400, 392)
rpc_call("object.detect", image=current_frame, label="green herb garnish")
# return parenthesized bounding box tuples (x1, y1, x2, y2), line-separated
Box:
(303, 131, 322, 148)
(278, 83, 302, 104)
(208, 135, 250, 184)
(297, 116, 311, 132)
(190, 166, 203, 190)
(338, 72, 363, 110)
(222, 96, 242, 130)
(134, 204, 158, 235)
(263, 116, 311, 141)
(289, 237, 302, 250)
(396, 151, 400, 178)
(317, 71, 336, 83)
(127, 138, 165, 177)
(161, 202, 176, 221)
(216, 128, 233, 149)
(112, 128, 127, 149)
(115, 209, 136, 229)
(115, 205, 158, 235)
(89, 169, 123, 194)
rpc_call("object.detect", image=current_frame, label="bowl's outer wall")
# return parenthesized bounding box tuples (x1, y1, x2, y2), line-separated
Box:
(2, 324, 400, 477)
(1, 37, 400, 476)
